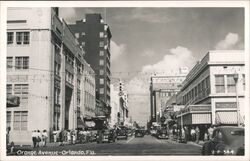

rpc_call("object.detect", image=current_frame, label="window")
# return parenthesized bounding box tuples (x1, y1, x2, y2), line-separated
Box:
(16, 32, 30, 45)
(7, 84, 12, 96)
(75, 33, 79, 38)
(66, 71, 74, 84)
(99, 41, 104, 47)
(14, 84, 28, 102)
(227, 75, 236, 93)
(215, 75, 225, 93)
(99, 59, 104, 66)
(77, 79, 81, 89)
(7, 112, 11, 128)
(7, 57, 13, 70)
(13, 111, 28, 131)
(99, 50, 104, 56)
(55, 62, 61, 76)
(15, 57, 29, 70)
(7, 32, 14, 44)
(100, 69, 104, 75)
(100, 78, 104, 85)
(100, 32, 104, 38)
(54, 88, 60, 105)
(243, 74, 245, 91)
(99, 88, 104, 94)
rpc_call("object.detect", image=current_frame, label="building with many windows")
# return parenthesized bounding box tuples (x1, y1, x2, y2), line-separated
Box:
(149, 68, 188, 124)
(69, 14, 112, 120)
(176, 50, 245, 127)
(6, 8, 93, 144)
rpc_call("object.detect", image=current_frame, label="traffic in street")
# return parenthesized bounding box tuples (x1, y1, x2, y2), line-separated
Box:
(12, 134, 202, 156)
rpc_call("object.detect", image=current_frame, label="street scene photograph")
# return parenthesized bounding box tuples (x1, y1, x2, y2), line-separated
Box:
(2, 1, 249, 159)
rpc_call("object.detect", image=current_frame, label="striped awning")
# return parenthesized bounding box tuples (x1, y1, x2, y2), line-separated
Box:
(192, 113, 211, 124)
(215, 111, 243, 125)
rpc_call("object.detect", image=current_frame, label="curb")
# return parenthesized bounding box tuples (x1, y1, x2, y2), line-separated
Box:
(187, 141, 203, 148)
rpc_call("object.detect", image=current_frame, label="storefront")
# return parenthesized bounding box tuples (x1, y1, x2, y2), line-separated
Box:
(177, 105, 212, 126)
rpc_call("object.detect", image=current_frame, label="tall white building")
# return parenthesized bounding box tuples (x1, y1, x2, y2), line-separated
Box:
(6, 7, 95, 144)
(110, 84, 119, 126)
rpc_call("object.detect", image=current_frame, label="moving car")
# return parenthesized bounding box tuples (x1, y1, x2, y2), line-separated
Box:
(97, 129, 116, 143)
(135, 129, 144, 137)
(156, 128, 169, 139)
(116, 126, 128, 140)
(202, 126, 244, 155)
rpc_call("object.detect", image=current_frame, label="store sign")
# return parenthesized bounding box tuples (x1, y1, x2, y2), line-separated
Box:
(216, 102, 236, 109)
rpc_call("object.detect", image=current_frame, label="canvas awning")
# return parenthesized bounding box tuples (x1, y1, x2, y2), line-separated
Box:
(215, 111, 243, 125)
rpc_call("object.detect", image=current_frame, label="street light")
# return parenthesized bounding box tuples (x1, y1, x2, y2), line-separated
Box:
(233, 73, 240, 127)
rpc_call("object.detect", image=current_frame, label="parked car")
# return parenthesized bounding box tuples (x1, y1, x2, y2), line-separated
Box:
(116, 126, 128, 140)
(135, 129, 144, 137)
(202, 126, 244, 155)
(156, 128, 169, 139)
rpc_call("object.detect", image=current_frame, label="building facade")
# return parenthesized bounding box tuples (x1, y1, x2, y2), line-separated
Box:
(176, 50, 245, 127)
(149, 68, 188, 124)
(6, 8, 92, 144)
(69, 14, 112, 120)
(110, 84, 119, 126)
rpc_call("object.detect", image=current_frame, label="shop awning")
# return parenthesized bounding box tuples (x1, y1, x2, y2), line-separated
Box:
(192, 113, 211, 124)
(215, 111, 243, 125)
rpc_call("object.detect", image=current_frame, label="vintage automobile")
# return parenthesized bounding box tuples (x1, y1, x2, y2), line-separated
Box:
(156, 128, 169, 139)
(97, 128, 116, 143)
(135, 129, 144, 137)
(116, 126, 128, 140)
(202, 126, 244, 155)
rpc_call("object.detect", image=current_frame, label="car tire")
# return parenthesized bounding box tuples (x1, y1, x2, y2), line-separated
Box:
(203, 142, 212, 155)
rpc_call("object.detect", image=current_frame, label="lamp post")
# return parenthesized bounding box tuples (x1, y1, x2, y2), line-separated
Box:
(233, 73, 240, 127)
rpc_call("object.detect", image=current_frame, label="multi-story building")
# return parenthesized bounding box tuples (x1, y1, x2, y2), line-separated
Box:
(110, 84, 119, 126)
(149, 68, 188, 124)
(6, 7, 91, 144)
(81, 60, 96, 120)
(69, 14, 112, 120)
(176, 50, 245, 127)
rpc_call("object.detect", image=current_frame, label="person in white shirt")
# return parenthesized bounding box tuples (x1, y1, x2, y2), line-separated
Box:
(42, 130, 48, 147)
(36, 130, 42, 147)
(31, 130, 37, 148)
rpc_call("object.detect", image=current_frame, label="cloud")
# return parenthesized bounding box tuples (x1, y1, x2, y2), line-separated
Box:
(110, 40, 126, 61)
(142, 46, 195, 74)
(142, 50, 155, 57)
(215, 33, 240, 50)
(112, 8, 172, 24)
(59, 8, 77, 24)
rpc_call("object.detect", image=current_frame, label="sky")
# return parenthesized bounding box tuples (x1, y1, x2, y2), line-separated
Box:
(59, 7, 244, 126)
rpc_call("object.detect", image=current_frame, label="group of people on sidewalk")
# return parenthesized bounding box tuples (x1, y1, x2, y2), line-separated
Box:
(31, 130, 48, 148)
(172, 125, 214, 144)
(56, 129, 77, 146)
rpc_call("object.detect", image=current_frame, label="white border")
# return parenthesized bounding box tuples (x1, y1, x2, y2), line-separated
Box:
(0, 1, 249, 161)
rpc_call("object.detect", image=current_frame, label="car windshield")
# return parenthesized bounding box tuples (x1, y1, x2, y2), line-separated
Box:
(230, 129, 244, 136)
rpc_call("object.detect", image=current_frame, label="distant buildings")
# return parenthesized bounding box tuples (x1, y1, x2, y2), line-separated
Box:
(69, 14, 112, 120)
(149, 68, 188, 124)
(6, 8, 95, 144)
(176, 50, 245, 127)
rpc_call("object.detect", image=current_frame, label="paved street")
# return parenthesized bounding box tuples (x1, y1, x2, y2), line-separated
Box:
(14, 135, 202, 156)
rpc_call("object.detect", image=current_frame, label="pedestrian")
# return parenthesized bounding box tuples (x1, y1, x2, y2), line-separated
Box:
(190, 127, 196, 141)
(32, 130, 37, 148)
(184, 126, 189, 143)
(42, 130, 48, 147)
(59, 130, 64, 146)
(36, 130, 42, 147)
(67, 130, 71, 144)
(195, 126, 200, 143)
(208, 125, 214, 140)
